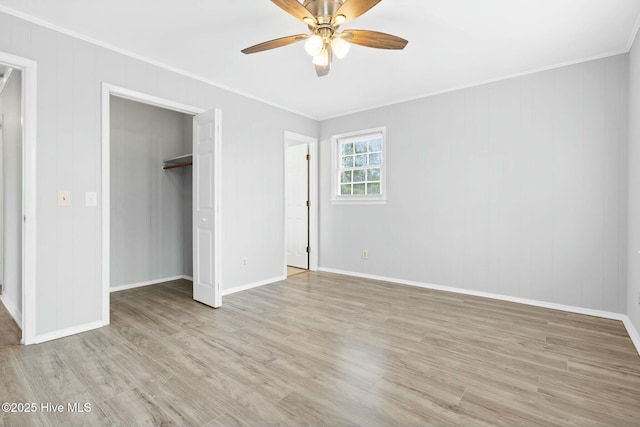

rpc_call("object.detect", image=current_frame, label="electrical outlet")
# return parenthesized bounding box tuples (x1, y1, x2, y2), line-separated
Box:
(85, 191, 97, 207)
(362, 250, 368, 260)
(241, 257, 248, 268)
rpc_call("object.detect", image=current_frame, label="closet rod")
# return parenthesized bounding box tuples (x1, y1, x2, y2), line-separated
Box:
(163, 162, 192, 170)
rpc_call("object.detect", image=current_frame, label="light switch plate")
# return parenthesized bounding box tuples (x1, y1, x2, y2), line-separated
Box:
(58, 190, 71, 207)
(85, 192, 97, 207)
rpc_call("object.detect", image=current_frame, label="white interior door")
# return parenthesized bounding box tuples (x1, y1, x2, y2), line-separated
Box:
(286, 143, 309, 269)
(193, 109, 221, 308)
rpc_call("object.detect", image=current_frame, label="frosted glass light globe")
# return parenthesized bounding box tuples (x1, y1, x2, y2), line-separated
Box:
(312, 48, 329, 66)
(305, 35, 323, 56)
(331, 37, 351, 59)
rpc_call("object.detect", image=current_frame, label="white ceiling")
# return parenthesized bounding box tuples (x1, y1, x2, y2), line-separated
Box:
(1, 0, 639, 119)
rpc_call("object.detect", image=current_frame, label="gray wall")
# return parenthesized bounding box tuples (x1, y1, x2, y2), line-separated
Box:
(319, 54, 629, 313)
(0, 69, 21, 320)
(0, 11, 317, 337)
(628, 33, 640, 330)
(110, 96, 192, 287)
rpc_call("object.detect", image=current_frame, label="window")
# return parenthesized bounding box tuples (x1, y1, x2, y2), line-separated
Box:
(332, 127, 386, 204)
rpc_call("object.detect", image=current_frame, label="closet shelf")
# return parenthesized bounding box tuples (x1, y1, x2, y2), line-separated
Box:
(163, 154, 192, 170)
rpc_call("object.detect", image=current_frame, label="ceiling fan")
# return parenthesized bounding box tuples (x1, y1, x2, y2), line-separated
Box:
(241, 0, 408, 77)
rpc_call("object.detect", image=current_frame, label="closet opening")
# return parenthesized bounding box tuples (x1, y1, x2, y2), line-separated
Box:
(109, 96, 194, 296)
(102, 84, 222, 325)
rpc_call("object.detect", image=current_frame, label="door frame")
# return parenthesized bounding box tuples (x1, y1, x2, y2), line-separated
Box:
(0, 51, 37, 345)
(283, 131, 318, 274)
(100, 83, 208, 325)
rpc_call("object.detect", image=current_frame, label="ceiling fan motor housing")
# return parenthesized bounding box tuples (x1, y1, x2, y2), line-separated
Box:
(302, 0, 346, 20)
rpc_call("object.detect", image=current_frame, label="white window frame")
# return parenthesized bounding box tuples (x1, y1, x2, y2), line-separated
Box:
(331, 126, 387, 204)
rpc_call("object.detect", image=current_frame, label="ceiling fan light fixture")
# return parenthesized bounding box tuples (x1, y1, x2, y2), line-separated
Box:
(333, 14, 347, 25)
(331, 37, 350, 59)
(304, 34, 324, 56)
(242, 0, 408, 77)
(312, 48, 330, 66)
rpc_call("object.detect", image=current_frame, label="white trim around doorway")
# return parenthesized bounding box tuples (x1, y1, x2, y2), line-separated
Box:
(0, 51, 37, 345)
(100, 83, 205, 326)
(283, 131, 319, 275)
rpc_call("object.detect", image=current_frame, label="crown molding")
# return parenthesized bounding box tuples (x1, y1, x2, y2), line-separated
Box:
(319, 48, 630, 121)
(0, 5, 316, 120)
(626, 9, 640, 52)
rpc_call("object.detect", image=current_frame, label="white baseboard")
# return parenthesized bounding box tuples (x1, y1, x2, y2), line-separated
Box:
(0, 294, 22, 328)
(112, 273, 284, 296)
(110, 276, 187, 293)
(318, 267, 626, 321)
(34, 320, 103, 344)
(623, 317, 640, 355)
(222, 275, 286, 296)
(34, 276, 193, 344)
(318, 267, 640, 356)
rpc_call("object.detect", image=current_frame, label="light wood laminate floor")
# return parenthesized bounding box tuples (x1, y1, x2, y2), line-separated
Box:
(287, 266, 308, 277)
(0, 300, 21, 349)
(1, 272, 640, 426)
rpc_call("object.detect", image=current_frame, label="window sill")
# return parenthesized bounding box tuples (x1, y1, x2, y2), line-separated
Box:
(331, 198, 387, 205)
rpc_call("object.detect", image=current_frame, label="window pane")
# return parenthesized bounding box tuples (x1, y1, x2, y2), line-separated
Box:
(342, 155, 354, 168)
(333, 128, 385, 202)
(355, 140, 368, 154)
(355, 154, 367, 167)
(368, 153, 381, 166)
(368, 183, 381, 194)
(369, 138, 382, 152)
(342, 142, 353, 155)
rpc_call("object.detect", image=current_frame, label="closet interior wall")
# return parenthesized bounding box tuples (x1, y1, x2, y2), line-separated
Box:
(110, 96, 193, 289)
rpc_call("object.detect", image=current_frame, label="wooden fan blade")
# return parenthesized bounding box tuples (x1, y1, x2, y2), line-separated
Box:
(334, 0, 381, 24)
(342, 30, 408, 49)
(241, 34, 307, 54)
(271, 0, 315, 23)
